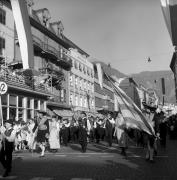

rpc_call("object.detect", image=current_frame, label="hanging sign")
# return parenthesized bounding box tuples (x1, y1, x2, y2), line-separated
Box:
(0, 81, 8, 95)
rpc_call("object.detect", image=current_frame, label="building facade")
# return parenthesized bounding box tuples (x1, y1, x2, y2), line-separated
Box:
(0, 0, 48, 121)
(68, 48, 95, 114)
(0, 0, 87, 121)
(93, 63, 115, 113)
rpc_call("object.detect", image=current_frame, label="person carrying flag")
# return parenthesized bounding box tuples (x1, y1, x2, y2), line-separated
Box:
(0, 119, 16, 177)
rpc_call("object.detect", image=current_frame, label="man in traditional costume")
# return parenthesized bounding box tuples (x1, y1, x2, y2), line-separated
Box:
(78, 117, 88, 153)
(32, 110, 49, 157)
(105, 113, 115, 147)
(0, 119, 16, 177)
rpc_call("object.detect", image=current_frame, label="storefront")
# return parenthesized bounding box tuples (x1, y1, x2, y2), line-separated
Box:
(1, 87, 48, 121)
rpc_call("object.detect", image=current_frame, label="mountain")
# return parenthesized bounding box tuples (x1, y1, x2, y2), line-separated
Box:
(90, 60, 126, 78)
(89, 59, 175, 104)
(131, 70, 175, 104)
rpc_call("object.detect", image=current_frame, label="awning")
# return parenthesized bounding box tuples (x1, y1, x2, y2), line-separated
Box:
(53, 109, 73, 117)
(8, 60, 23, 69)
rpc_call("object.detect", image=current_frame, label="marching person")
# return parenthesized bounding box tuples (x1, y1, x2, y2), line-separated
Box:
(61, 119, 70, 146)
(114, 111, 128, 157)
(105, 113, 115, 147)
(0, 119, 16, 177)
(32, 110, 49, 157)
(145, 133, 156, 163)
(26, 118, 35, 152)
(48, 115, 60, 152)
(78, 117, 88, 153)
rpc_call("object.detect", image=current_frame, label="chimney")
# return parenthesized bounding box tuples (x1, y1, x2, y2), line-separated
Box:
(26, 0, 34, 16)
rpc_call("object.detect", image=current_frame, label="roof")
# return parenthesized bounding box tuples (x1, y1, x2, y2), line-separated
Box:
(62, 35, 89, 57)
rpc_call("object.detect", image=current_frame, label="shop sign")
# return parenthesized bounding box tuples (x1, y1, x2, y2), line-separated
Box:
(0, 81, 8, 95)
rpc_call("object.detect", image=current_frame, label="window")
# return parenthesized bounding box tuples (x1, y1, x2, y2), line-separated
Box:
(9, 107, 16, 119)
(75, 95, 78, 106)
(91, 70, 94, 78)
(79, 78, 82, 90)
(70, 93, 73, 105)
(79, 63, 82, 72)
(34, 99, 38, 109)
(74, 61, 78, 69)
(27, 98, 31, 108)
(18, 96, 23, 107)
(75, 76, 78, 89)
(0, 37, 5, 55)
(87, 68, 90, 76)
(9, 95, 16, 107)
(27, 109, 33, 119)
(80, 96, 83, 107)
(87, 82, 90, 92)
(91, 99, 94, 107)
(83, 66, 86, 74)
(2, 107, 7, 120)
(1, 94, 7, 105)
(84, 97, 87, 108)
(61, 89, 66, 102)
(40, 101, 44, 110)
(70, 75, 73, 86)
(0, 8, 6, 25)
(84, 80, 86, 90)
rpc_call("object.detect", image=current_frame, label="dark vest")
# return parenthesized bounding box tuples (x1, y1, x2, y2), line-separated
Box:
(4, 128, 14, 137)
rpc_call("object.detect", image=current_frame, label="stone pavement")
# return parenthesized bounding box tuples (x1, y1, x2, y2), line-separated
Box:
(0, 138, 177, 180)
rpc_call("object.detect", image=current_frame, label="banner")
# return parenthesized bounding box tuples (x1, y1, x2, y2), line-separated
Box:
(11, 0, 34, 69)
(96, 63, 103, 89)
(160, 0, 177, 46)
(106, 74, 155, 136)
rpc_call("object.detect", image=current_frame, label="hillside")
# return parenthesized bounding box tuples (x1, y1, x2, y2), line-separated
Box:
(131, 70, 175, 104)
(89, 60, 175, 104)
(90, 60, 126, 78)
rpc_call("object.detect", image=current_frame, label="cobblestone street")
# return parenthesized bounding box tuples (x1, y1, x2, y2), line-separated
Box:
(0, 138, 176, 180)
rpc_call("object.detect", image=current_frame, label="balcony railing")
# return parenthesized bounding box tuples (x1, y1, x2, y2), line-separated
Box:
(43, 43, 58, 59)
(0, 67, 51, 95)
(32, 35, 43, 51)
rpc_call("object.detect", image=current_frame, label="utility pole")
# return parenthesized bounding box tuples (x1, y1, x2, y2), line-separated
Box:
(161, 77, 165, 105)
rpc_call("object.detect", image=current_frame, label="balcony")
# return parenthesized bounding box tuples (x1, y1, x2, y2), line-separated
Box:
(15, 33, 72, 71)
(0, 67, 51, 96)
(42, 43, 58, 61)
(32, 35, 43, 54)
(58, 53, 72, 71)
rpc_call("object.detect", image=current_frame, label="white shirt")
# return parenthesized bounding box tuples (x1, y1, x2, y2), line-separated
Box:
(4, 127, 16, 142)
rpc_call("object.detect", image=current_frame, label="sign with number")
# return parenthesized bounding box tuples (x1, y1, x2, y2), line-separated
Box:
(0, 82, 8, 95)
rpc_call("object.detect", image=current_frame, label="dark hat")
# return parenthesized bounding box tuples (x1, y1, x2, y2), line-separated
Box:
(37, 110, 47, 115)
(52, 115, 57, 118)
(81, 111, 86, 116)
(4, 119, 14, 125)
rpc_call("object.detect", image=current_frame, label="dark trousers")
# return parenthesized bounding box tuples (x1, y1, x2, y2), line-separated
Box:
(62, 128, 69, 146)
(106, 129, 113, 147)
(0, 141, 14, 172)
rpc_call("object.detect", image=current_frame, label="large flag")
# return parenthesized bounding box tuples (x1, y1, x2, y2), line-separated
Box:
(160, 0, 177, 46)
(106, 73, 155, 136)
(96, 63, 103, 89)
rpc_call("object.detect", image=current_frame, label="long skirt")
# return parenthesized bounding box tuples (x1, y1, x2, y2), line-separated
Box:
(49, 129, 60, 149)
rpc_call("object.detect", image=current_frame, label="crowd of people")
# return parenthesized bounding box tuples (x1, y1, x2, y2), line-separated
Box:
(0, 107, 176, 177)
(1, 111, 127, 155)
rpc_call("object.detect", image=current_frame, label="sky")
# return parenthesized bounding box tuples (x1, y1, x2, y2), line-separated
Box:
(33, 0, 173, 75)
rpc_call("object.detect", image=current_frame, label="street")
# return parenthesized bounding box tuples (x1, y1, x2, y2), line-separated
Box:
(0, 138, 177, 180)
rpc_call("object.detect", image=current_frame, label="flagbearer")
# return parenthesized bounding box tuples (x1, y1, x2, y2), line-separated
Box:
(105, 113, 115, 147)
(0, 119, 16, 177)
